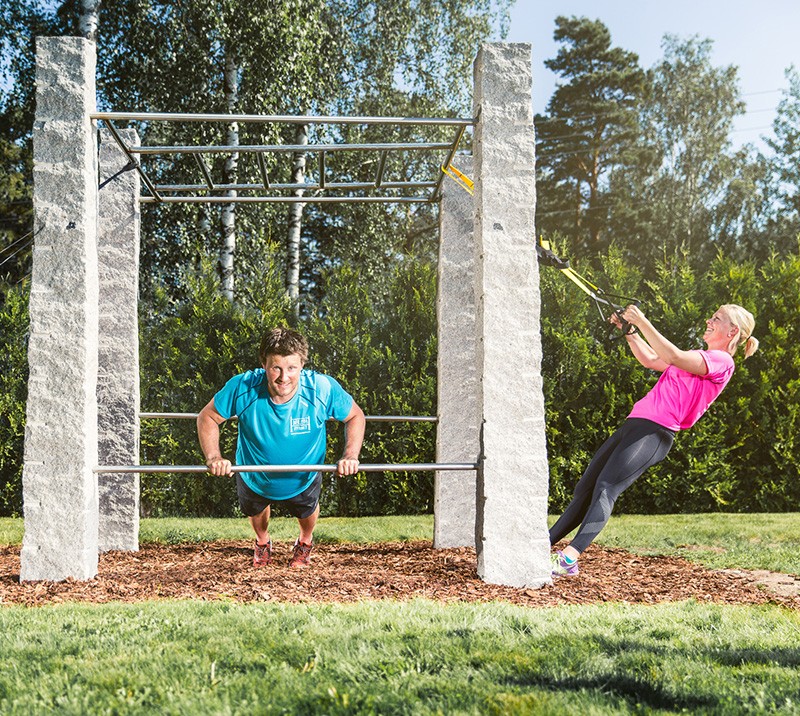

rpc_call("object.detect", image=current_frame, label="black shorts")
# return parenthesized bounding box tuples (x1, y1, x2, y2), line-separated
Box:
(236, 473, 322, 520)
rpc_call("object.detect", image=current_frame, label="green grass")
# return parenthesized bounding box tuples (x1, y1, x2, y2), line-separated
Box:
(0, 599, 798, 715)
(2, 514, 799, 714)
(3, 513, 798, 573)
(138, 514, 435, 545)
(595, 513, 800, 574)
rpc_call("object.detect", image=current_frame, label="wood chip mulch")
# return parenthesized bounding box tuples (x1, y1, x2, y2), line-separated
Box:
(0, 541, 798, 609)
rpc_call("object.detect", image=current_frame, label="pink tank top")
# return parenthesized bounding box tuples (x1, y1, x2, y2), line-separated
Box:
(628, 349, 735, 431)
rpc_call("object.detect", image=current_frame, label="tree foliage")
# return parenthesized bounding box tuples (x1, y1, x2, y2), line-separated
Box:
(535, 15, 647, 254)
(2, 9, 800, 517)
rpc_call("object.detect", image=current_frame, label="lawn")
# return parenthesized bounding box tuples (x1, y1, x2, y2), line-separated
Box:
(0, 513, 798, 715)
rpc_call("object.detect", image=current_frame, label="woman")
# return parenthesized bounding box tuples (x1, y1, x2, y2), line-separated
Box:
(550, 304, 759, 577)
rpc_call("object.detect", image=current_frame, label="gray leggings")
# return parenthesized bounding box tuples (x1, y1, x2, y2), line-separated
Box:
(549, 418, 675, 554)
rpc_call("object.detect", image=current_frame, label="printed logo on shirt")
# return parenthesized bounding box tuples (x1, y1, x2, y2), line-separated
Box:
(291, 416, 311, 435)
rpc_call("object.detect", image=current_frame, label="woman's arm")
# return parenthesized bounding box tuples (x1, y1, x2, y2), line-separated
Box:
(620, 305, 708, 376)
(610, 311, 668, 371)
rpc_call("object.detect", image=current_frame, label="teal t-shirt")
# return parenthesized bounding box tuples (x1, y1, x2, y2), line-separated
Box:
(213, 368, 354, 500)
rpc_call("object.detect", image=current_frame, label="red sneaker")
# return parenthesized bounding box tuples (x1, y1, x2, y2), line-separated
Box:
(253, 540, 272, 567)
(289, 539, 313, 568)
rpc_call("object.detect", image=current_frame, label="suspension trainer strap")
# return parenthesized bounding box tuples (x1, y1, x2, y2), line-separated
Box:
(440, 163, 474, 195)
(536, 238, 640, 337)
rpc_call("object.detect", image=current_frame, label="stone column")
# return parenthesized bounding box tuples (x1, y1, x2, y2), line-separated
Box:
(97, 129, 141, 552)
(21, 37, 99, 581)
(434, 156, 479, 548)
(472, 43, 550, 588)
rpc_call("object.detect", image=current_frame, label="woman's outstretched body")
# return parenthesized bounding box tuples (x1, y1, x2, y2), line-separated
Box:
(549, 304, 759, 577)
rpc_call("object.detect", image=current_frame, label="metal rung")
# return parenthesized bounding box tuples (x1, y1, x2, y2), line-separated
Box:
(92, 111, 475, 126)
(94, 463, 477, 474)
(139, 413, 437, 422)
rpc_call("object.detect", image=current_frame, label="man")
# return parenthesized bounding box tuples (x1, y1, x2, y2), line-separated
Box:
(198, 327, 365, 569)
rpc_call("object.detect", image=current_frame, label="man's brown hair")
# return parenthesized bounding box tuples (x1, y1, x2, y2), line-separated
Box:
(259, 327, 309, 365)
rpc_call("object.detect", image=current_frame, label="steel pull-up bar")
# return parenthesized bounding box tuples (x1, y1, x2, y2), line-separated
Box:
(91, 111, 475, 126)
(94, 463, 477, 474)
(139, 412, 438, 422)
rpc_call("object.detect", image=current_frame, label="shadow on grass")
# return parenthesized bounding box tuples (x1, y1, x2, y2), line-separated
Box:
(502, 636, 800, 712)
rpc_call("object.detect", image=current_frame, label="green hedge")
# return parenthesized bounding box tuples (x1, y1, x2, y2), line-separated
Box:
(1, 247, 799, 516)
(539, 243, 800, 514)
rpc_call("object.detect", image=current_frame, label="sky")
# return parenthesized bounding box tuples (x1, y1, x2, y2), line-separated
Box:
(505, 0, 800, 151)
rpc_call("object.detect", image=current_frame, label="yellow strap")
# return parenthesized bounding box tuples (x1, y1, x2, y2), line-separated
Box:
(441, 163, 474, 195)
(560, 267, 598, 297)
(539, 238, 602, 295)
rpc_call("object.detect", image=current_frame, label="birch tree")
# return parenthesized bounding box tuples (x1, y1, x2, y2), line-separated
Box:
(78, 0, 99, 41)
(286, 124, 307, 318)
(220, 51, 239, 302)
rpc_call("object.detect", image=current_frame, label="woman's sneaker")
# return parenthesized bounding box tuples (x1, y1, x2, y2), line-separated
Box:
(551, 551, 579, 577)
(253, 540, 272, 567)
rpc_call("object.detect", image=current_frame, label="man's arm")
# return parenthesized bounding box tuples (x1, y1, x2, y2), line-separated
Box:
(337, 401, 366, 476)
(197, 399, 234, 476)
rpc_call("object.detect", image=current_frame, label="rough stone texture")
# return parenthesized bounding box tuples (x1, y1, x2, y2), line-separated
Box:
(472, 44, 551, 588)
(434, 156, 479, 548)
(21, 37, 99, 581)
(97, 129, 141, 552)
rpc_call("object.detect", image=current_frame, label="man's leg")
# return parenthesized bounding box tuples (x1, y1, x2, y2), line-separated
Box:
(288, 475, 322, 568)
(236, 475, 273, 567)
(250, 504, 271, 545)
(297, 502, 319, 545)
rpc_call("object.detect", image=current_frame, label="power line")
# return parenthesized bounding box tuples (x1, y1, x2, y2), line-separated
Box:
(535, 101, 782, 129)
(0, 230, 34, 258)
(0, 237, 32, 269)
(537, 124, 778, 161)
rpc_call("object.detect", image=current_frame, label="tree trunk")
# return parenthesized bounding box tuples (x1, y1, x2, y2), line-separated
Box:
(220, 52, 239, 302)
(286, 124, 308, 319)
(589, 152, 601, 246)
(79, 0, 101, 42)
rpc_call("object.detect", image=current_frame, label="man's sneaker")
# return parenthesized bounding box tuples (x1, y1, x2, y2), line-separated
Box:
(551, 550, 579, 577)
(253, 540, 272, 567)
(289, 539, 313, 568)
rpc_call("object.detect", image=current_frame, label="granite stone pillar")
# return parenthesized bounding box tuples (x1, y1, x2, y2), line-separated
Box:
(434, 156, 479, 548)
(21, 37, 100, 581)
(472, 43, 550, 588)
(97, 128, 141, 552)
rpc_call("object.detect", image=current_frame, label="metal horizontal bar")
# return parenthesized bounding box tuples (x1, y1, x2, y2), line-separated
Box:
(130, 141, 452, 155)
(363, 415, 438, 423)
(140, 412, 200, 419)
(140, 195, 433, 204)
(153, 181, 437, 193)
(139, 412, 437, 422)
(93, 112, 474, 127)
(95, 463, 476, 474)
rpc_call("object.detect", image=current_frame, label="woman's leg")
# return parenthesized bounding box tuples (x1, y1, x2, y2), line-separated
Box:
(549, 425, 627, 546)
(568, 420, 674, 555)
